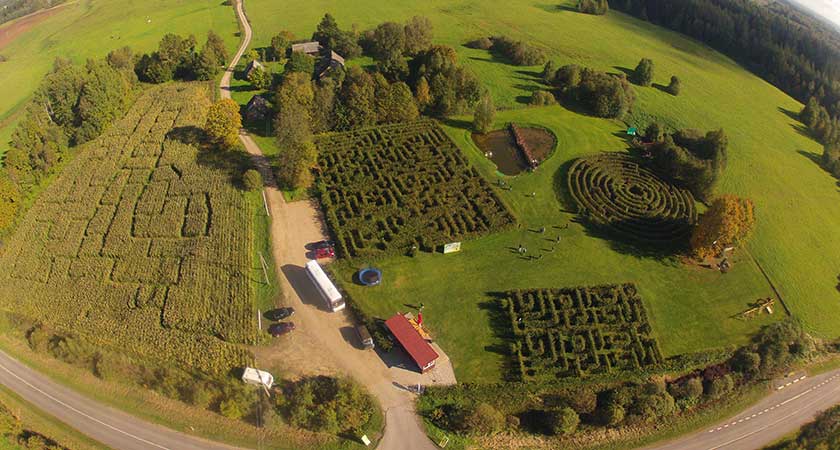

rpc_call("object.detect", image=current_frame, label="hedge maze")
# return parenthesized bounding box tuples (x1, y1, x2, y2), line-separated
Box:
(501, 284, 663, 381)
(567, 153, 697, 243)
(0, 85, 255, 374)
(315, 120, 515, 258)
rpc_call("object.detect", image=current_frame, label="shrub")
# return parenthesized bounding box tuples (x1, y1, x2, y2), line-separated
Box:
(489, 35, 546, 66)
(578, 0, 609, 15)
(666, 75, 681, 95)
(242, 169, 263, 191)
(705, 374, 735, 398)
(461, 403, 505, 434)
(530, 90, 557, 106)
(600, 403, 625, 426)
(465, 37, 493, 50)
(823, 142, 840, 178)
(730, 348, 761, 379)
(548, 407, 579, 435)
(247, 65, 272, 90)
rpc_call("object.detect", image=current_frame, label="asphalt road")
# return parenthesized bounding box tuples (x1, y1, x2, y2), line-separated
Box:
(648, 368, 840, 450)
(0, 349, 240, 450)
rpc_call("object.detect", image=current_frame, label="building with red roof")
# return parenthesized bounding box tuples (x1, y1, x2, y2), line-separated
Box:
(385, 313, 439, 373)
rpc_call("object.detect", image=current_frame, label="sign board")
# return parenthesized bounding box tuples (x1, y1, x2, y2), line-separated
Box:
(361, 435, 371, 446)
(443, 242, 461, 254)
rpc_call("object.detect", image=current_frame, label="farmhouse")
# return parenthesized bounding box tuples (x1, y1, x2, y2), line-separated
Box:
(243, 59, 264, 79)
(385, 313, 438, 373)
(317, 50, 345, 80)
(291, 41, 322, 56)
(245, 95, 270, 122)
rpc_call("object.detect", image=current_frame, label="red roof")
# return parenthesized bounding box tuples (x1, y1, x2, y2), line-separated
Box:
(385, 314, 438, 370)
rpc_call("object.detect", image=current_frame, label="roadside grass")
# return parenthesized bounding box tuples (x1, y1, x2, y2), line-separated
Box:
(0, 384, 106, 450)
(251, 0, 839, 381)
(0, 0, 241, 157)
(249, 188, 281, 334)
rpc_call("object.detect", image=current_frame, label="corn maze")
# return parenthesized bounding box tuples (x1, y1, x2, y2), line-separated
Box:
(501, 284, 663, 381)
(567, 153, 697, 243)
(315, 120, 515, 258)
(0, 84, 255, 374)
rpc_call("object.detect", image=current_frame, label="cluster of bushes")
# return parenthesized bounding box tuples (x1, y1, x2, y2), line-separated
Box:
(546, 64, 636, 119)
(481, 35, 547, 66)
(766, 404, 840, 450)
(578, 0, 609, 15)
(409, 45, 483, 116)
(419, 320, 817, 443)
(134, 32, 228, 83)
(643, 124, 728, 200)
(278, 376, 379, 435)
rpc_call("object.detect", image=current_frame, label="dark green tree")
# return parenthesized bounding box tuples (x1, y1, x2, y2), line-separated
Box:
(666, 75, 681, 95)
(285, 52, 315, 74)
(632, 58, 655, 86)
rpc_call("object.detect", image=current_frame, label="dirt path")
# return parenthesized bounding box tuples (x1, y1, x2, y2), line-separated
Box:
(223, 3, 441, 449)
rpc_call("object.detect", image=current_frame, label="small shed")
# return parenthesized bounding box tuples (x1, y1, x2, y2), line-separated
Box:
(627, 127, 638, 136)
(291, 41, 323, 56)
(317, 50, 346, 79)
(244, 59, 264, 80)
(245, 95, 271, 122)
(385, 313, 439, 373)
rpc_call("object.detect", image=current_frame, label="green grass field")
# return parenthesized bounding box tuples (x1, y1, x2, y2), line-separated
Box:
(0, 0, 241, 159)
(248, 0, 840, 383)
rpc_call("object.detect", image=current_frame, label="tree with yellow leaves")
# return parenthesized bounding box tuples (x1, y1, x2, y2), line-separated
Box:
(690, 194, 755, 259)
(204, 98, 241, 149)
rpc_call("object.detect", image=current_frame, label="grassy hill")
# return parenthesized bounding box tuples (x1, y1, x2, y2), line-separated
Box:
(247, 0, 840, 382)
(0, 0, 240, 159)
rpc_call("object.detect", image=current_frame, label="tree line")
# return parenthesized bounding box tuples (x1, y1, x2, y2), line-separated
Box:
(609, 0, 840, 143)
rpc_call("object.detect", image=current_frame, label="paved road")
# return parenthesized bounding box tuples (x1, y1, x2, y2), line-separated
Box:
(0, 349, 239, 450)
(648, 368, 840, 450)
(222, 3, 440, 450)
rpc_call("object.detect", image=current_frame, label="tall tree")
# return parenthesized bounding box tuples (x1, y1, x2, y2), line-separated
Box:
(632, 58, 655, 86)
(385, 82, 419, 123)
(275, 72, 315, 146)
(336, 67, 376, 129)
(313, 13, 362, 58)
(371, 22, 408, 79)
(665, 75, 681, 95)
(690, 194, 755, 259)
(403, 16, 433, 55)
(204, 31, 229, 66)
(270, 31, 295, 61)
(473, 93, 495, 133)
(204, 99, 242, 149)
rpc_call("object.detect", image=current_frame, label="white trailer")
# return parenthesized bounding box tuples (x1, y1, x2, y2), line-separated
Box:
(241, 367, 274, 389)
(305, 260, 345, 312)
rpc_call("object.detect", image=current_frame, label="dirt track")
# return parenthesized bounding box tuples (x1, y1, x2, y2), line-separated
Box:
(0, 2, 73, 50)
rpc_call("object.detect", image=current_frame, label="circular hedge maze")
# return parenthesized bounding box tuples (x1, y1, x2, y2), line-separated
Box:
(567, 153, 697, 243)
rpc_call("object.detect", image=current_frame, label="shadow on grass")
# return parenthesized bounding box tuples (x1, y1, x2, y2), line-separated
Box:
(652, 83, 675, 95)
(479, 295, 520, 382)
(438, 117, 474, 131)
(515, 69, 543, 79)
(779, 107, 818, 142)
(534, 3, 577, 13)
(612, 65, 635, 78)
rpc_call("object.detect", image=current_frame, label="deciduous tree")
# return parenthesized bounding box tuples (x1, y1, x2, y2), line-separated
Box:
(632, 58, 655, 86)
(690, 194, 755, 259)
(473, 93, 495, 133)
(666, 75, 681, 95)
(204, 99, 242, 149)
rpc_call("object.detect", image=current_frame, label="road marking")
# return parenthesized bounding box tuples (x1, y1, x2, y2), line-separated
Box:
(0, 359, 169, 450)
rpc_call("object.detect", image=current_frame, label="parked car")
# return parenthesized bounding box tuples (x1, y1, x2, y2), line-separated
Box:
(268, 322, 295, 336)
(356, 325, 375, 350)
(314, 246, 335, 259)
(264, 307, 295, 321)
(311, 240, 335, 250)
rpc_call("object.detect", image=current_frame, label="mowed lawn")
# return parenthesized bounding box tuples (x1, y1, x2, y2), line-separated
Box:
(0, 0, 241, 158)
(249, 0, 840, 381)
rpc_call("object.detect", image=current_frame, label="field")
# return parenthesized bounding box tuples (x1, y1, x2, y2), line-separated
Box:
(503, 284, 663, 381)
(315, 120, 514, 258)
(0, 0, 241, 159)
(0, 84, 256, 374)
(244, 0, 840, 383)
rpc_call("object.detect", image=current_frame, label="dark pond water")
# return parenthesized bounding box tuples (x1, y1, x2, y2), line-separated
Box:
(472, 127, 556, 175)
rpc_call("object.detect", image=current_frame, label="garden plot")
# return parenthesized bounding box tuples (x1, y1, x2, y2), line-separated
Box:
(315, 120, 515, 258)
(502, 284, 663, 381)
(0, 84, 255, 374)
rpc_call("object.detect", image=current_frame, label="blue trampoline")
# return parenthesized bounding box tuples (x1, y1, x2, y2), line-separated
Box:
(358, 268, 382, 286)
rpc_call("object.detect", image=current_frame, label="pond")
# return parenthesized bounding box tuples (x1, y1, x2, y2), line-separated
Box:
(472, 126, 557, 175)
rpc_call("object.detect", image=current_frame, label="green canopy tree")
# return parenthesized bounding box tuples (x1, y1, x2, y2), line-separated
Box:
(204, 99, 242, 149)
(632, 58, 655, 86)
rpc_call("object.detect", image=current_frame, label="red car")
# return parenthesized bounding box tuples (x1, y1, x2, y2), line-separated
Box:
(268, 322, 295, 337)
(314, 246, 335, 259)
